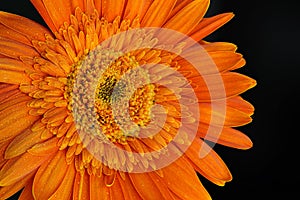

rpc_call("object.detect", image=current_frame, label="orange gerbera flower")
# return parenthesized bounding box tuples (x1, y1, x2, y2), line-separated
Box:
(0, 0, 256, 199)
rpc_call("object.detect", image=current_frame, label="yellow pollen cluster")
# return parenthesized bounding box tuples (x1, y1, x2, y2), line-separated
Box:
(66, 50, 156, 144)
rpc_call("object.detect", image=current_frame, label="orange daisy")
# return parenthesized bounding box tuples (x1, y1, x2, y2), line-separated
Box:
(0, 0, 256, 199)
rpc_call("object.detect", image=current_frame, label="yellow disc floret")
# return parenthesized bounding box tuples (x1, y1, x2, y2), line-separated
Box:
(66, 50, 155, 144)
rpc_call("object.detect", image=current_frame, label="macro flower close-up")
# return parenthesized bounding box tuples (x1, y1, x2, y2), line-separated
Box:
(0, 0, 256, 199)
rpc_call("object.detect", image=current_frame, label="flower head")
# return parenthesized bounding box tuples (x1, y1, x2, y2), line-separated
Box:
(0, 0, 256, 199)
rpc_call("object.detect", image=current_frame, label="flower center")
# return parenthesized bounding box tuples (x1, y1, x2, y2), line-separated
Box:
(65, 47, 156, 144)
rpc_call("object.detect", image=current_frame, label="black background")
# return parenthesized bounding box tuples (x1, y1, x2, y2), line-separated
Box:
(0, 0, 299, 199)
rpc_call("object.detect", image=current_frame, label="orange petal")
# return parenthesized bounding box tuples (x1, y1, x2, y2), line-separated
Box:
(169, 0, 193, 19)
(226, 96, 255, 116)
(0, 141, 10, 169)
(0, 101, 28, 119)
(0, 37, 39, 59)
(104, 170, 116, 187)
(217, 127, 253, 149)
(0, 171, 34, 199)
(184, 138, 232, 186)
(89, 174, 103, 200)
(18, 179, 34, 200)
(85, 0, 96, 15)
(0, 11, 52, 41)
(198, 125, 253, 149)
(93, 0, 102, 15)
(164, 0, 209, 35)
(30, 0, 56, 32)
(0, 83, 18, 94)
(0, 92, 30, 112)
(48, 161, 76, 200)
(223, 72, 257, 98)
(32, 150, 67, 200)
(129, 172, 166, 199)
(210, 51, 245, 73)
(5, 129, 46, 159)
(123, 0, 146, 20)
(0, 57, 33, 72)
(201, 41, 238, 52)
(177, 51, 245, 76)
(73, 171, 90, 200)
(0, 84, 19, 104)
(162, 156, 211, 199)
(141, 0, 177, 27)
(190, 13, 234, 40)
(190, 72, 256, 101)
(93, 173, 111, 199)
(115, 173, 142, 200)
(102, 0, 126, 22)
(27, 137, 59, 156)
(0, 69, 31, 84)
(199, 102, 253, 127)
(148, 171, 177, 199)
(0, 152, 49, 186)
(110, 175, 127, 199)
(0, 24, 32, 46)
(139, 0, 154, 21)
(30, 0, 72, 32)
(0, 103, 39, 142)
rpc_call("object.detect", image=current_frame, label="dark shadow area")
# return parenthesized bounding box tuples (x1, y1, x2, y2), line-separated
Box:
(203, 0, 300, 199)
